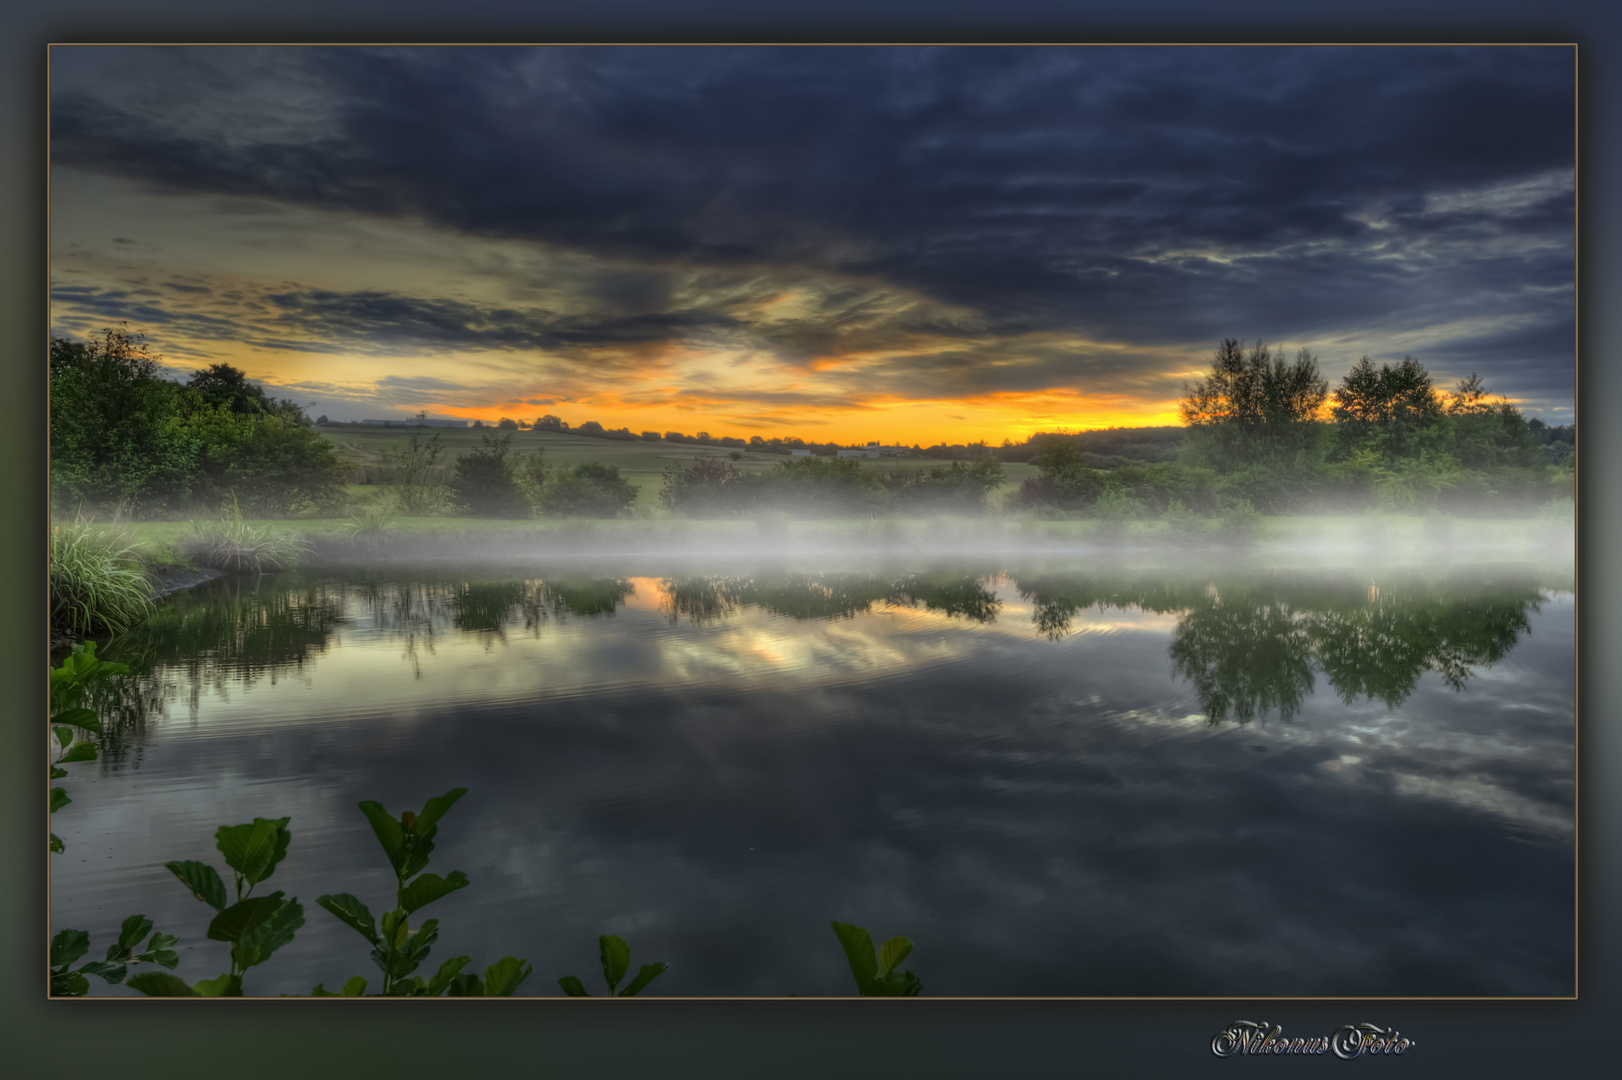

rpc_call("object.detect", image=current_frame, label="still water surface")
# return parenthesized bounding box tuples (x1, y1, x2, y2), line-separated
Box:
(53, 559, 1574, 996)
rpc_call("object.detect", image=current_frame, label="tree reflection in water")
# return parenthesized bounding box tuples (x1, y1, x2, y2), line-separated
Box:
(1015, 570, 1545, 723)
(659, 570, 1001, 624)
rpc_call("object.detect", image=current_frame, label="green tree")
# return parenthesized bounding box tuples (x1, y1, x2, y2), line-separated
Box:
(50, 327, 198, 513)
(1329, 355, 1443, 459)
(448, 431, 531, 518)
(538, 462, 639, 517)
(1180, 340, 1328, 470)
(380, 428, 448, 515)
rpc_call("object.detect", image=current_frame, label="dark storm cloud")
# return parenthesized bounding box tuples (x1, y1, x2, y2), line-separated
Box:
(50, 45, 1574, 407)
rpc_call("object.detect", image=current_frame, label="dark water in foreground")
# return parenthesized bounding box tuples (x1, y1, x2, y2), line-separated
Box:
(52, 559, 1574, 996)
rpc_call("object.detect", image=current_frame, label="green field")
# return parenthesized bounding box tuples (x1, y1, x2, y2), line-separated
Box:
(320, 423, 1042, 509)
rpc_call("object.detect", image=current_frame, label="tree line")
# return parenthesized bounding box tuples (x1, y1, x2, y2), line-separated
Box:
(1018, 339, 1570, 517)
(51, 328, 346, 518)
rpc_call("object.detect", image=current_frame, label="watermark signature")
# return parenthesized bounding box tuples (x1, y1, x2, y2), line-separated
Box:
(1212, 1020, 1416, 1059)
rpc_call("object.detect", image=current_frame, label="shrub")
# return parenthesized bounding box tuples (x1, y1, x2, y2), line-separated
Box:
(50, 519, 156, 637)
(380, 429, 448, 515)
(660, 457, 745, 517)
(538, 462, 639, 517)
(880, 460, 1005, 515)
(449, 432, 531, 518)
(745, 456, 890, 517)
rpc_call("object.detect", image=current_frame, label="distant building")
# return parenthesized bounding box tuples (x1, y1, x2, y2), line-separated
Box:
(361, 418, 469, 428)
(837, 443, 904, 459)
(790, 448, 813, 456)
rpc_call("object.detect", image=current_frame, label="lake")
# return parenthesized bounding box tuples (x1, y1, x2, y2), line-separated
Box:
(52, 556, 1575, 996)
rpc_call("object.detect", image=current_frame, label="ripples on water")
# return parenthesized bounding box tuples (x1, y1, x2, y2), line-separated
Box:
(53, 560, 1574, 996)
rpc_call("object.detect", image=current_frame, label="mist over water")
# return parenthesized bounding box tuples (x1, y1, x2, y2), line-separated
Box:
(53, 544, 1574, 996)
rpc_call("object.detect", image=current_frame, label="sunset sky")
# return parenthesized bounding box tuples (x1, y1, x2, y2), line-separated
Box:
(48, 45, 1575, 445)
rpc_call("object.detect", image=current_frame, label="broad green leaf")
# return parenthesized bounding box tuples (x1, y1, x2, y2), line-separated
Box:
(166, 860, 229, 911)
(53, 726, 77, 753)
(447, 973, 484, 996)
(51, 971, 90, 997)
(426, 956, 472, 996)
(214, 817, 292, 885)
(599, 934, 631, 994)
(341, 975, 369, 997)
(870, 970, 922, 997)
(356, 801, 405, 867)
(110, 914, 155, 960)
(618, 962, 669, 997)
(58, 741, 98, 764)
(147, 931, 179, 951)
(147, 950, 180, 971)
(193, 973, 244, 997)
(50, 767, 67, 780)
(482, 956, 533, 997)
(50, 928, 90, 968)
(207, 893, 285, 943)
(877, 936, 913, 977)
(77, 961, 127, 985)
(126, 972, 198, 997)
(310, 984, 340, 996)
(830, 922, 878, 988)
(50, 788, 71, 814)
(238, 896, 303, 967)
(413, 787, 468, 834)
(398, 870, 470, 915)
(557, 975, 591, 997)
(50, 707, 101, 735)
(317, 893, 378, 944)
(50, 833, 64, 853)
(401, 918, 440, 962)
(231, 940, 263, 971)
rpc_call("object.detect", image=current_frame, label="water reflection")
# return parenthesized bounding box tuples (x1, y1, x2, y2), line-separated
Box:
(1013, 570, 1546, 723)
(92, 565, 1555, 742)
(59, 559, 1572, 996)
(660, 571, 1000, 624)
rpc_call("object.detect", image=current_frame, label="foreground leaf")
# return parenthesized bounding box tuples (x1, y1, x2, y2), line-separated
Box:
(557, 975, 590, 997)
(50, 928, 90, 968)
(126, 972, 199, 997)
(481, 956, 533, 997)
(214, 817, 292, 885)
(877, 936, 914, 978)
(193, 973, 244, 997)
(599, 934, 631, 994)
(166, 860, 229, 911)
(619, 962, 669, 997)
(207, 893, 286, 943)
(356, 801, 405, 870)
(317, 893, 379, 944)
(413, 788, 468, 835)
(50, 707, 101, 735)
(830, 921, 878, 988)
(109, 914, 155, 960)
(397, 870, 470, 915)
(237, 897, 304, 967)
(50, 788, 71, 814)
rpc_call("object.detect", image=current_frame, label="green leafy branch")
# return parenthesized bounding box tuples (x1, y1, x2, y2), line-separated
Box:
(126, 817, 304, 996)
(558, 934, 668, 997)
(831, 921, 922, 996)
(314, 788, 532, 996)
(48, 642, 127, 852)
(50, 915, 178, 997)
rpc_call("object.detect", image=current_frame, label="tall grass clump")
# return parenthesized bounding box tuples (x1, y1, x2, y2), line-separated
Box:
(179, 494, 310, 574)
(341, 508, 401, 553)
(50, 519, 155, 637)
